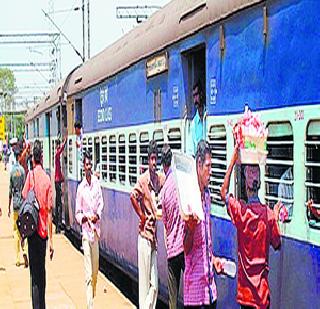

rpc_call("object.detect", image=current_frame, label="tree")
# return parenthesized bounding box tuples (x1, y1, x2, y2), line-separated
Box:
(0, 68, 17, 113)
(0, 68, 21, 139)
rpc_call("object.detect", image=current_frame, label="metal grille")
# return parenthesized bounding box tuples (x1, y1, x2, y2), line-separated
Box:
(129, 133, 137, 186)
(305, 120, 320, 228)
(101, 136, 108, 181)
(109, 135, 117, 183)
(153, 129, 164, 169)
(118, 134, 126, 184)
(265, 122, 293, 220)
(208, 125, 227, 206)
(139, 132, 149, 174)
(167, 128, 181, 151)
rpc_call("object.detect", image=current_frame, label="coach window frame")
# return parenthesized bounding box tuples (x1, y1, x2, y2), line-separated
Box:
(129, 133, 138, 186)
(305, 120, 320, 229)
(208, 124, 227, 207)
(101, 135, 108, 182)
(265, 121, 294, 221)
(109, 134, 117, 183)
(139, 132, 149, 175)
(118, 134, 126, 185)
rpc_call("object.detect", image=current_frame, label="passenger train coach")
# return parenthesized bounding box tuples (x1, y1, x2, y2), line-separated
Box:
(25, 0, 320, 307)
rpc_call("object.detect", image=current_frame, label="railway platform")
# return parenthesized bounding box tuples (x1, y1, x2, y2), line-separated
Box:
(0, 164, 135, 308)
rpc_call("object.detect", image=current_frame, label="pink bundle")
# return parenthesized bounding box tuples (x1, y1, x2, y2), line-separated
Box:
(233, 106, 268, 164)
(233, 107, 268, 149)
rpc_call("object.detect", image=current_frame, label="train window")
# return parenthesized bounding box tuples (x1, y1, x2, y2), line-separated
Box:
(154, 89, 162, 122)
(94, 137, 100, 176)
(118, 134, 126, 185)
(139, 132, 149, 174)
(101, 136, 108, 181)
(208, 125, 227, 206)
(167, 128, 182, 151)
(87, 137, 93, 156)
(129, 133, 138, 186)
(265, 122, 294, 220)
(109, 135, 117, 183)
(153, 129, 164, 168)
(305, 120, 320, 229)
(68, 138, 73, 175)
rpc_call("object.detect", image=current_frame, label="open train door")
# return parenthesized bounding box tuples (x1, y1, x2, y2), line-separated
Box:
(181, 44, 206, 155)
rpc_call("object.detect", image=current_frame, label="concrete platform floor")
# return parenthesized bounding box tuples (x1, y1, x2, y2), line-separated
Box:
(0, 164, 135, 308)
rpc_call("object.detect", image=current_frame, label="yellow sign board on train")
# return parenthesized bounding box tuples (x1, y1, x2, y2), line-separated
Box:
(0, 116, 5, 141)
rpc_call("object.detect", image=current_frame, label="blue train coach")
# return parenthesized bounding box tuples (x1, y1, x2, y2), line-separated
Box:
(25, 0, 320, 307)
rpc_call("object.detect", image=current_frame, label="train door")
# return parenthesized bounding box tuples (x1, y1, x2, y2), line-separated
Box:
(75, 98, 83, 182)
(94, 136, 100, 178)
(181, 45, 206, 154)
(45, 112, 51, 173)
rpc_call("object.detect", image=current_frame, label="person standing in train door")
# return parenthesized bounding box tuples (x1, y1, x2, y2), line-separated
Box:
(184, 140, 223, 309)
(54, 135, 67, 234)
(76, 150, 104, 309)
(187, 81, 207, 156)
(130, 140, 165, 309)
(220, 146, 282, 309)
(160, 144, 185, 309)
(74, 120, 83, 181)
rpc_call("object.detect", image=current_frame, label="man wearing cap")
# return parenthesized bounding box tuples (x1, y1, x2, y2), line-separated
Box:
(221, 147, 282, 309)
(8, 146, 28, 267)
(8, 137, 17, 173)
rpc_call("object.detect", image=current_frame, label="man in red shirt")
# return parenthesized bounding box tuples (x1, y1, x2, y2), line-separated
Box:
(55, 136, 67, 233)
(221, 147, 282, 309)
(22, 140, 54, 309)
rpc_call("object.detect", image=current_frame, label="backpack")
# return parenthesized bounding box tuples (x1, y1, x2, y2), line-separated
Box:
(16, 172, 40, 239)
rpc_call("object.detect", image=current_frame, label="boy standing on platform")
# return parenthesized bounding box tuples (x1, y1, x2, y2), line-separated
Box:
(76, 150, 104, 309)
(130, 140, 165, 309)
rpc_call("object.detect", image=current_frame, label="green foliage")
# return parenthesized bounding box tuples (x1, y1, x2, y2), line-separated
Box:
(0, 68, 17, 113)
(4, 114, 25, 140)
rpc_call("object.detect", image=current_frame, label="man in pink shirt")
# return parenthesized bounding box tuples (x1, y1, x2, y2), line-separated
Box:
(221, 146, 281, 309)
(160, 144, 185, 309)
(76, 150, 104, 309)
(22, 140, 54, 309)
(184, 140, 223, 309)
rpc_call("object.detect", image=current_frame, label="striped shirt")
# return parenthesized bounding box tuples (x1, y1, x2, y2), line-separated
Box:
(184, 189, 217, 306)
(161, 168, 184, 259)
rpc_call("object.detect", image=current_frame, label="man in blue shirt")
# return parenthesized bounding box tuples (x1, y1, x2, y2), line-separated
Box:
(8, 147, 28, 267)
(188, 81, 206, 155)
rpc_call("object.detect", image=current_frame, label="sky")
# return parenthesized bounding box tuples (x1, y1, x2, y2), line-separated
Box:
(0, 0, 171, 109)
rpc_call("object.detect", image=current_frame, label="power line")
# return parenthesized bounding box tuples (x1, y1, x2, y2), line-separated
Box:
(42, 9, 84, 62)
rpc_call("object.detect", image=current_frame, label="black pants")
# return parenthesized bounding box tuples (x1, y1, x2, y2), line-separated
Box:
(55, 181, 62, 232)
(28, 233, 47, 309)
(168, 252, 185, 309)
(184, 301, 217, 309)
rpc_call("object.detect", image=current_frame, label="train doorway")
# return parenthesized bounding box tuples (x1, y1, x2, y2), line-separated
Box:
(182, 44, 206, 153)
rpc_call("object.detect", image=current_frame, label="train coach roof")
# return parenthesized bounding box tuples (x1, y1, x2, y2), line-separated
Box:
(25, 78, 66, 122)
(67, 0, 263, 95)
